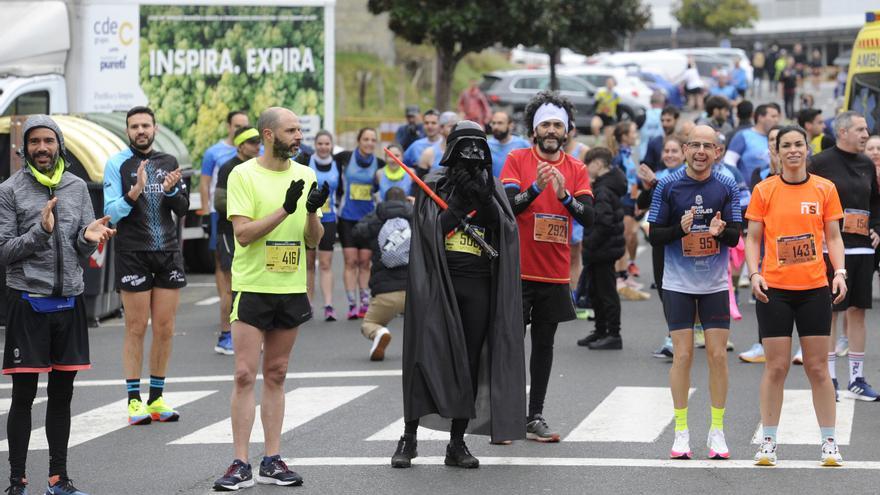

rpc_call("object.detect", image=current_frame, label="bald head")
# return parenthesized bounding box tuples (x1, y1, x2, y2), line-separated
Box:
(257, 107, 302, 159)
(684, 124, 720, 174)
(688, 124, 717, 143)
(257, 107, 296, 137)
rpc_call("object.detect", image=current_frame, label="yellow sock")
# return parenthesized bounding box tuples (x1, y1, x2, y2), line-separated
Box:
(711, 406, 725, 431)
(674, 407, 688, 432)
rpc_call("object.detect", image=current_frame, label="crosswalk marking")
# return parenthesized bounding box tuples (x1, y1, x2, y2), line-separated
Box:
(0, 397, 47, 416)
(171, 386, 376, 445)
(284, 456, 880, 469)
(751, 390, 855, 445)
(565, 386, 694, 442)
(195, 296, 221, 306)
(0, 390, 215, 451)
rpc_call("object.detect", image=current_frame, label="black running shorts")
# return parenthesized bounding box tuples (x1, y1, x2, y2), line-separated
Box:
(825, 253, 874, 311)
(2, 289, 90, 374)
(310, 221, 337, 252)
(521, 280, 577, 325)
(756, 287, 832, 340)
(230, 292, 312, 331)
(662, 289, 730, 332)
(216, 232, 235, 272)
(116, 250, 187, 292)
(337, 219, 368, 249)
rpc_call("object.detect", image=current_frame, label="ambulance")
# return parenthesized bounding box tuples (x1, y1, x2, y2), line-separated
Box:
(844, 11, 880, 134)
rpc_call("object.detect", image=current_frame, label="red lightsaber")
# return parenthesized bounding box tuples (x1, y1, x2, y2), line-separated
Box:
(383, 147, 498, 259)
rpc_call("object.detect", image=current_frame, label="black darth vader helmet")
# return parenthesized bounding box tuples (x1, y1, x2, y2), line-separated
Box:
(439, 120, 492, 167)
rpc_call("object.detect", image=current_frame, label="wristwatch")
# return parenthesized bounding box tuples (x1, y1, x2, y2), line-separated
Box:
(834, 268, 848, 280)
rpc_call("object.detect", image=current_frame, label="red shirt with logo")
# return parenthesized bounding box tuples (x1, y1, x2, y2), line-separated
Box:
(501, 147, 592, 284)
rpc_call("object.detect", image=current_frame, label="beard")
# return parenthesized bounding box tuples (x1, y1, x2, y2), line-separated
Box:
(492, 128, 510, 141)
(272, 137, 299, 159)
(536, 133, 566, 154)
(26, 149, 60, 173)
(129, 133, 155, 152)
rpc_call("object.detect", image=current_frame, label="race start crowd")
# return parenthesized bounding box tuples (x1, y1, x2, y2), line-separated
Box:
(1, 82, 880, 493)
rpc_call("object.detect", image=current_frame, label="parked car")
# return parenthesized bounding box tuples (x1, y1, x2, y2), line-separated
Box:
(480, 70, 597, 131)
(589, 50, 689, 84)
(556, 65, 653, 110)
(672, 47, 753, 85)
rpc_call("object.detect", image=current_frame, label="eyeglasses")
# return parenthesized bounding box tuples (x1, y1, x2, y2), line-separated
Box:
(686, 142, 717, 150)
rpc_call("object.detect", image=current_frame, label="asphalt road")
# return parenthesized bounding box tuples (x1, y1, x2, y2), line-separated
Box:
(2, 242, 880, 495)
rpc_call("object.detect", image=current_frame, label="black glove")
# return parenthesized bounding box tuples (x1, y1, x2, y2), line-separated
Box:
(283, 179, 305, 214)
(306, 181, 330, 213)
(446, 168, 480, 218)
(474, 170, 494, 206)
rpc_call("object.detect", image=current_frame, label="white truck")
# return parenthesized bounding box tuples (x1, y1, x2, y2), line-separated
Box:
(0, 0, 335, 271)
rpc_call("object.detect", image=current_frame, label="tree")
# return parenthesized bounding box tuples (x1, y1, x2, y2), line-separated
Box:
(510, 0, 651, 91)
(672, 0, 759, 40)
(368, 0, 515, 110)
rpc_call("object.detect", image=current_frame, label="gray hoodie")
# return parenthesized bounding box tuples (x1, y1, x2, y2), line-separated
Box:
(0, 115, 97, 296)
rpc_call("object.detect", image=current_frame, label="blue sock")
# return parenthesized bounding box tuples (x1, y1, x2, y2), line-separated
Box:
(148, 375, 165, 405)
(820, 427, 835, 442)
(126, 379, 141, 402)
(763, 425, 778, 442)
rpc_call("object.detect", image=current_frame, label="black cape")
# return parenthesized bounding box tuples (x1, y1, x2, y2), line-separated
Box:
(402, 168, 526, 443)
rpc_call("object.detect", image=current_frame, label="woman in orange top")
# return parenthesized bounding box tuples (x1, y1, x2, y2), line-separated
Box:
(744, 126, 847, 468)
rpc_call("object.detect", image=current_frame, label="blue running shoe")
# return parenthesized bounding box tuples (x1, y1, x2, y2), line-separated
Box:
(213, 460, 254, 491)
(846, 378, 880, 402)
(257, 456, 303, 486)
(45, 478, 88, 495)
(6, 478, 27, 495)
(214, 331, 234, 356)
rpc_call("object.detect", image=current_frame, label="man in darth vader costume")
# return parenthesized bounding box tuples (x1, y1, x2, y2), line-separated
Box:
(392, 121, 526, 469)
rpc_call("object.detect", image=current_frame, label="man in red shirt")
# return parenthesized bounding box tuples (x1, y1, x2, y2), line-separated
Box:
(501, 91, 595, 442)
(457, 80, 493, 127)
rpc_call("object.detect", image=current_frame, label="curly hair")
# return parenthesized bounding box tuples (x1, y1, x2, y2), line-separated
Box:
(524, 91, 576, 138)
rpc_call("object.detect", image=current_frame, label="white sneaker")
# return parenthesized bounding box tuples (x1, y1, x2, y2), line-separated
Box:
(754, 437, 777, 466)
(835, 336, 849, 357)
(821, 438, 843, 466)
(694, 328, 706, 348)
(792, 347, 803, 365)
(707, 429, 730, 459)
(369, 327, 392, 361)
(738, 343, 766, 363)
(670, 430, 692, 459)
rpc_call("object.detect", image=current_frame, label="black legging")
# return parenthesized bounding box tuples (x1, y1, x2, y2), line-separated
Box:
(528, 322, 558, 419)
(405, 275, 491, 439)
(7, 371, 77, 482)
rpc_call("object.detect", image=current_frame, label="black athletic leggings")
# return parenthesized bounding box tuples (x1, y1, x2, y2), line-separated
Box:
(8, 371, 77, 481)
(528, 322, 557, 419)
(405, 275, 491, 440)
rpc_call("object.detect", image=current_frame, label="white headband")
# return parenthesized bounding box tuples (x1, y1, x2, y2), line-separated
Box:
(533, 103, 569, 131)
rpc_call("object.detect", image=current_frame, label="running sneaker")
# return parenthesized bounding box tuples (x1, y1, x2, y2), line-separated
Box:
(357, 302, 369, 319)
(738, 343, 766, 363)
(146, 396, 180, 422)
(669, 430, 692, 459)
(706, 429, 730, 459)
(127, 398, 151, 426)
(369, 328, 392, 362)
(574, 308, 592, 320)
(256, 455, 303, 486)
(526, 414, 561, 443)
(618, 286, 651, 301)
(445, 439, 479, 468)
(652, 336, 674, 359)
(577, 331, 604, 347)
(820, 438, 843, 466)
(627, 262, 640, 278)
(5, 478, 26, 495)
(214, 332, 234, 356)
(694, 327, 705, 348)
(347, 305, 359, 320)
(846, 377, 880, 401)
(835, 336, 849, 357)
(833, 378, 839, 402)
(754, 437, 777, 466)
(624, 277, 645, 290)
(45, 478, 88, 495)
(213, 460, 254, 491)
(391, 435, 418, 468)
(792, 347, 803, 365)
(587, 334, 622, 350)
(324, 305, 337, 322)
(726, 338, 735, 352)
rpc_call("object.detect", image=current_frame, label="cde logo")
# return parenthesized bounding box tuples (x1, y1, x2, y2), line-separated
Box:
(800, 202, 819, 215)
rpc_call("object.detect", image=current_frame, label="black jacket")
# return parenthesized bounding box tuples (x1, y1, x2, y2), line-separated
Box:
(809, 146, 880, 250)
(352, 200, 412, 296)
(583, 168, 627, 264)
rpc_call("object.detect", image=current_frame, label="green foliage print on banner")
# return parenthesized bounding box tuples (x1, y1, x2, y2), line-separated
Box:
(139, 5, 324, 164)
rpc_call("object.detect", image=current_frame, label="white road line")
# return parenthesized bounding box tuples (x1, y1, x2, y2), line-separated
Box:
(186, 282, 217, 288)
(366, 386, 530, 441)
(0, 370, 402, 390)
(171, 386, 376, 445)
(0, 398, 47, 416)
(195, 296, 221, 306)
(0, 390, 215, 451)
(565, 386, 694, 442)
(284, 456, 880, 469)
(752, 389, 854, 445)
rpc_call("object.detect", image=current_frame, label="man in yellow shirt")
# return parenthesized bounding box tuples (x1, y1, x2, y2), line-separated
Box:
(213, 107, 328, 490)
(595, 77, 621, 127)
